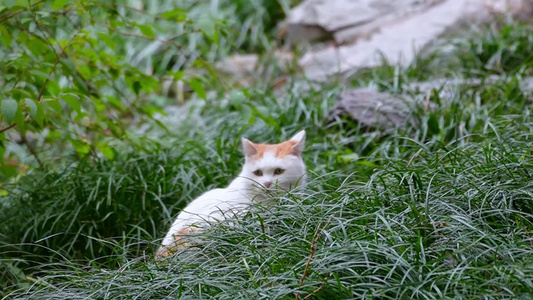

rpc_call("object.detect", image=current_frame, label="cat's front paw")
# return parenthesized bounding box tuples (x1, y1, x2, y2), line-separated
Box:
(155, 246, 175, 260)
(155, 227, 200, 259)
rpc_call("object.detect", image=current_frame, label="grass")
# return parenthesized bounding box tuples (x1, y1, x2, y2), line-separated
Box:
(1, 19, 533, 299)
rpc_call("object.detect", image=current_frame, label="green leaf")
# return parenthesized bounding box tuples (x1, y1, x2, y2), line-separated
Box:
(52, 0, 69, 10)
(5, 261, 26, 280)
(61, 94, 81, 112)
(75, 112, 89, 124)
(132, 81, 142, 95)
(356, 160, 377, 167)
(47, 130, 61, 139)
(97, 32, 116, 50)
(1, 99, 17, 123)
(0, 25, 12, 46)
(0, 144, 4, 163)
(97, 143, 115, 159)
(142, 105, 166, 118)
(70, 139, 90, 155)
(45, 99, 62, 114)
(34, 102, 44, 127)
(11, 88, 32, 101)
(4, 0, 16, 8)
(13, 105, 25, 130)
(105, 96, 125, 110)
(0, 164, 18, 181)
(28, 69, 49, 79)
(24, 98, 37, 118)
(168, 70, 184, 81)
(189, 78, 206, 100)
(153, 118, 169, 134)
(427, 113, 440, 135)
(138, 24, 155, 39)
(229, 90, 246, 108)
(14, 0, 29, 9)
(46, 80, 60, 96)
(339, 153, 359, 162)
(197, 18, 215, 39)
(140, 76, 160, 93)
(160, 9, 187, 21)
(242, 105, 253, 125)
(252, 105, 279, 128)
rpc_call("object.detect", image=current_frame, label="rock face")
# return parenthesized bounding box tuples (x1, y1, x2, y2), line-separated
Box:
(286, 0, 444, 44)
(327, 89, 421, 131)
(288, 0, 528, 81)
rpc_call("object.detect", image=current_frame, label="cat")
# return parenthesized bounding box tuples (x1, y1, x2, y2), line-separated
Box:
(156, 130, 307, 258)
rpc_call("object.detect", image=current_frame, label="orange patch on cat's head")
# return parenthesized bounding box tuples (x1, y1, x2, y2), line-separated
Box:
(242, 130, 305, 159)
(249, 140, 297, 160)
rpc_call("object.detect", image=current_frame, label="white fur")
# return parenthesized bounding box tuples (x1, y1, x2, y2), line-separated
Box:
(160, 130, 307, 249)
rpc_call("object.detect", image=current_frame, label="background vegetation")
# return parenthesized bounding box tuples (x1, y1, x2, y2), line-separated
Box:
(1, 0, 532, 299)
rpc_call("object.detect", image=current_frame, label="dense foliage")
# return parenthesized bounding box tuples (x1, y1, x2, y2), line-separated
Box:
(1, 1, 532, 299)
(0, 0, 289, 179)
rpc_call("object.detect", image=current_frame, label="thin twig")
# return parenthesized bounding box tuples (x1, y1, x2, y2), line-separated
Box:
(302, 283, 326, 300)
(295, 216, 333, 300)
(20, 132, 45, 169)
(61, 17, 106, 99)
(36, 29, 80, 103)
(0, 0, 45, 24)
(30, 9, 60, 60)
(103, 24, 188, 48)
(96, 2, 167, 19)
(298, 225, 321, 290)
(0, 123, 16, 133)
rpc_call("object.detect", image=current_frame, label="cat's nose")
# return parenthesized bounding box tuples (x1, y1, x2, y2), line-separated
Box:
(264, 182, 272, 188)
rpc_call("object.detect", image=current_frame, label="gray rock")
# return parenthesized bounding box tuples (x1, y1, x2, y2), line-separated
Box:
(327, 89, 421, 131)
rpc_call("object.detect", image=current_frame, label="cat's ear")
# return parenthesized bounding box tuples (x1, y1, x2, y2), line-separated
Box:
(242, 138, 258, 157)
(289, 130, 306, 156)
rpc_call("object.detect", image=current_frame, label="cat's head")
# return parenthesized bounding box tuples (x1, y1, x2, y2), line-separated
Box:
(240, 130, 307, 192)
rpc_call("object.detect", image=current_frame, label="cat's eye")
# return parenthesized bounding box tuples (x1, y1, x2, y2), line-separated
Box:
(274, 168, 285, 175)
(253, 169, 263, 176)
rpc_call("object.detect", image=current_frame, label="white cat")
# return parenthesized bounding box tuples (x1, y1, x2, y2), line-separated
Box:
(156, 130, 307, 258)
